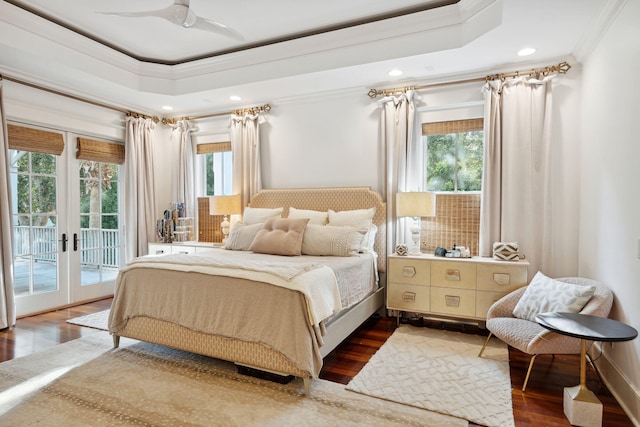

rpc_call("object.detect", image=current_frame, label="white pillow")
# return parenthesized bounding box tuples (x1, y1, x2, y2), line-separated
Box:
(512, 271, 596, 322)
(328, 207, 375, 252)
(242, 207, 283, 224)
(288, 207, 328, 225)
(301, 224, 364, 256)
(224, 222, 264, 251)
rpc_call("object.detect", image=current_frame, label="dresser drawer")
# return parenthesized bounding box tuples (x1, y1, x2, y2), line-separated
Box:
(430, 287, 476, 317)
(388, 258, 430, 286)
(388, 283, 430, 312)
(476, 263, 527, 292)
(148, 243, 171, 255)
(431, 261, 476, 290)
(476, 290, 508, 318)
(171, 245, 196, 254)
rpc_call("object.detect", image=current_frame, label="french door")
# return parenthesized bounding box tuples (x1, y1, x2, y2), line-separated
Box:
(10, 127, 123, 316)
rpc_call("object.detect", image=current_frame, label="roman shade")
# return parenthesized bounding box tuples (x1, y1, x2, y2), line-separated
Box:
(196, 141, 231, 154)
(422, 118, 483, 136)
(76, 137, 125, 164)
(7, 124, 64, 155)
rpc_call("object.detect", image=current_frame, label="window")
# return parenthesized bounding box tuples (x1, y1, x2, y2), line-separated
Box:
(423, 119, 483, 192)
(197, 142, 232, 196)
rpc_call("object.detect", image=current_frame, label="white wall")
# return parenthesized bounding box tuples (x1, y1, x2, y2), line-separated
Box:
(579, 0, 640, 421)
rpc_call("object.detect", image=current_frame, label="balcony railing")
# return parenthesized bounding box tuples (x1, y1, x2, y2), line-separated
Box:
(13, 226, 120, 268)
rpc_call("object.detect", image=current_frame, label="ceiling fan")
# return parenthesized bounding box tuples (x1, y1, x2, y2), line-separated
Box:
(102, 0, 244, 41)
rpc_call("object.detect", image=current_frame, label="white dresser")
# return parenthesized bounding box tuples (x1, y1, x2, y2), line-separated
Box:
(147, 241, 219, 255)
(387, 253, 529, 324)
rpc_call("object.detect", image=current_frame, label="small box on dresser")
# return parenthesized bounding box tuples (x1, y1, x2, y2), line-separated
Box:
(387, 253, 529, 324)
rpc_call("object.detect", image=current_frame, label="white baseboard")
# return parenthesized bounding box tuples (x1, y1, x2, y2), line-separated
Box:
(590, 343, 640, 426)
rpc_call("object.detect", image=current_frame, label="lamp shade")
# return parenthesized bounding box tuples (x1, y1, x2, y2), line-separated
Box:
(396, 192, 436, 218)
(209, 194, 242, 216)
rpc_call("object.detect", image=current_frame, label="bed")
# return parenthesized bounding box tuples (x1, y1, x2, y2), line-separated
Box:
(108, 187, 386, 393)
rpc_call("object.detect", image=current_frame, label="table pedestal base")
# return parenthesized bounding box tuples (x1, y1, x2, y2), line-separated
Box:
(563, 385, 602, 427)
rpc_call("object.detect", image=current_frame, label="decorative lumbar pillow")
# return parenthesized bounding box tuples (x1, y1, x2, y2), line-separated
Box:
(224, 222, 264, 251)
(249, 217, 310, 256)
(242, 207, 283, 224)
(301, 224, 365, 256)
(512, 271, 596, 321)
(287, 207, 329, 225)
(328, 207, 375, 252)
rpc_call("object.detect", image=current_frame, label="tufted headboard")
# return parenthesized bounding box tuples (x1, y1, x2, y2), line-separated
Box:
(249, 187, 386, 273)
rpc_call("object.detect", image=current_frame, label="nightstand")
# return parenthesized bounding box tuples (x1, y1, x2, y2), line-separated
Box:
(387, 253, 529, 324)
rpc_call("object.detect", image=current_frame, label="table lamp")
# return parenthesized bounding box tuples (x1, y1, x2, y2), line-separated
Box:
(209, 194, 242, 244)
(396, 191, 436, 255)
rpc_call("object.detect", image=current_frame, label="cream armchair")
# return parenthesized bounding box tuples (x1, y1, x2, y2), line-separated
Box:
(477, 277, 613, 391)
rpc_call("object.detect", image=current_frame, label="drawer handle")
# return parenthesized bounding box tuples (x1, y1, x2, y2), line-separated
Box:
(445, 269, 461, 281)
(445, 295, 460, 307)
(493, 273, 511, 285)
(401, 266, 416, 278)
(155, 250, 165, 254)
(402, 292, 416, 303)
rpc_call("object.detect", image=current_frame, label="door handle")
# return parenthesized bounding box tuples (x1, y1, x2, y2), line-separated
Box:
(73, 233, 79, 251)
(60, 233, 68, 252)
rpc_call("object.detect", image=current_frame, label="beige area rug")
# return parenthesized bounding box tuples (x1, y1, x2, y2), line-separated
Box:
(0, 332, 467, 427)
(346, 325, 514, 427)
(66, 309, 110, 330)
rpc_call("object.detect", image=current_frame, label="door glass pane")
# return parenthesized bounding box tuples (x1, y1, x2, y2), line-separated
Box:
(10, 150, 58, 296)
(79, 161, 121, 286)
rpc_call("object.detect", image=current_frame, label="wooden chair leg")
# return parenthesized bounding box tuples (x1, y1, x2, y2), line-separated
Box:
(477, 332, 493, 357)
(522, 354, 538, 392)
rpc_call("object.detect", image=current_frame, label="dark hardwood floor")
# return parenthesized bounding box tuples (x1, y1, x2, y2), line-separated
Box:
(0, 299, 633, 426)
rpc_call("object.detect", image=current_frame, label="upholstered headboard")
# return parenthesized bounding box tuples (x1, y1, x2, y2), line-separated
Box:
(249, 187, 386, 272)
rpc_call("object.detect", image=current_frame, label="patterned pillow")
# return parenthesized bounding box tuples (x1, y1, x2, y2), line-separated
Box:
(512, 271, 596, 321)
(224, 222, 264, 251)
(301, 224, 364, 256)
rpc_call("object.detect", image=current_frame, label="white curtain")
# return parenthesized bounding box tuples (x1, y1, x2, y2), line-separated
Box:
(380, 90, 424, 254)
(124, 116, 157, 262)
(172, 119, 197, 218)
(0, 80, 16, 329)
(230, 113, 263, 208)
(479, 76, 555, 276)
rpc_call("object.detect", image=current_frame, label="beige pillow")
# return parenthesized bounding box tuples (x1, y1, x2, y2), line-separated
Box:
(301, 224, 364, 256)
(224, 222, 264, 251)
(288, 207, 328, 225)
(243, 207, 283, 224)
(249, 217, 310, 256)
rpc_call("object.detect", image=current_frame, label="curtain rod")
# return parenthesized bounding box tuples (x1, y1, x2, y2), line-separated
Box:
(367, 61, 572, 98)
(161, 104, 272, 125)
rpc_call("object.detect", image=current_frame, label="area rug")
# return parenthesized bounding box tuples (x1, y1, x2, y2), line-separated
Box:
(0, 332, 466, 426)
(346, 325, 514, 427)
(66, 309, 110, 330)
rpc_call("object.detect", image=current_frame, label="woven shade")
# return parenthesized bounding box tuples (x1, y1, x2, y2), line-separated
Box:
(8, 124, 64, 155)
(197, 142, 231, 154)
(422, 118, 483, 136)
(76, 137, 125, 164)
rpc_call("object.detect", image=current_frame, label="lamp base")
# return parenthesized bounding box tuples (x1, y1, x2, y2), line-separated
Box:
(410, 224, 421, 255)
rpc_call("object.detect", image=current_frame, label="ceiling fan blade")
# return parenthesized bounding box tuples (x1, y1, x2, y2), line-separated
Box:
(190, 17, 245, 41)
(99, 9, 168, 19)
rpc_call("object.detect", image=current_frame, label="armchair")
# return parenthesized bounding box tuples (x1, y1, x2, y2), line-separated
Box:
(477, 277, 613, 391)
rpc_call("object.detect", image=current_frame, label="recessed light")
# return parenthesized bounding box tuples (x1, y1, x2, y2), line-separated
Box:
(388, 69, 403, 77)
(229, 95, 242, 101)
(517, 48, 536, 57)
(161, 105, 174, 111)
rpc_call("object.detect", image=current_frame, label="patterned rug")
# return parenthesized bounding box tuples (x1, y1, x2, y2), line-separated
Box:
(346, 325, 514, 427)
(66, 309, 110, 330)
(0, 332, 467, 426)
